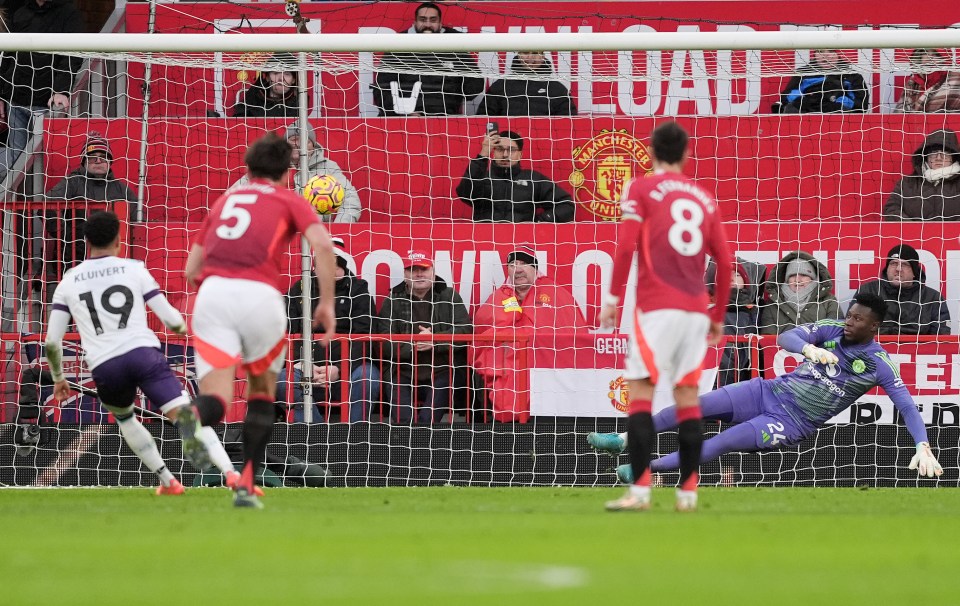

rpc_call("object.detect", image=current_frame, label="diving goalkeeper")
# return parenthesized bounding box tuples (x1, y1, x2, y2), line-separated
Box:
(588, 292, 944, 481)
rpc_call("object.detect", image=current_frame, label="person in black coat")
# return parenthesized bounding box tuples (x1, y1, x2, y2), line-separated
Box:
(371, 2, 484, 116)
(278, 238, 382, 422)
(773, 49, 868, 114)
(232, 53, 299, 118)
(477, 52, 576, 117)
(0, 0, 83, 177)
(456, 130, 575, 222)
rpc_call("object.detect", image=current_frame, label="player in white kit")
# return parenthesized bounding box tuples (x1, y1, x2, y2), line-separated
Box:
(44, 210, 253, 495)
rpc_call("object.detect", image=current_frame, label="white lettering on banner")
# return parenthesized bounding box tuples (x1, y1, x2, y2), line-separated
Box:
(352, 245, 958, 334)
(916, 355, 947, 390)
(595, 337, 628, 355)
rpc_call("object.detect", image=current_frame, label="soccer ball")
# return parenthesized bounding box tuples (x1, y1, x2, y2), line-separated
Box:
(303, 174, 345, 215)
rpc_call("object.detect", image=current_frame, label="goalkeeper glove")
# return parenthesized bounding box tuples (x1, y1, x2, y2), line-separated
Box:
(801, 344, 839, 365)
(908, 442, 944, 478)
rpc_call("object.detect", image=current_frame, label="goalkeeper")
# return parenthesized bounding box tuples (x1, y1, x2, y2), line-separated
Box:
(589, 292, 944, 481)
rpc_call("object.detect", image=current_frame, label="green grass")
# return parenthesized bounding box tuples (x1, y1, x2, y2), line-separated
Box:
(1, 487, 958, 605)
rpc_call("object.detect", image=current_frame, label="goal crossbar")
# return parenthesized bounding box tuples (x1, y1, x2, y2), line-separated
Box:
(2, 30, 960, 53)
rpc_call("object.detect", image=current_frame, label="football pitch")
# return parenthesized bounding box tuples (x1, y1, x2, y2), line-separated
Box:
(1, 487, 958, 605)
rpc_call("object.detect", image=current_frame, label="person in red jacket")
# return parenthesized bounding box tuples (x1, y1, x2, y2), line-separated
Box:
(472, 246, 588, 422)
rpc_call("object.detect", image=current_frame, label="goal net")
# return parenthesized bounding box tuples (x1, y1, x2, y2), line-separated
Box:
(1, 1, 958, 488)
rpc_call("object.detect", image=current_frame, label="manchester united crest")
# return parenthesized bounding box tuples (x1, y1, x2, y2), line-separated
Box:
(569, 129, 653, 221)
(607, 376, 629, 413)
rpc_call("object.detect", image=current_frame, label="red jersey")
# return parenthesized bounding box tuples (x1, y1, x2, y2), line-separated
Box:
(195, 179, 321, 291)
(609, 171, 732, 323)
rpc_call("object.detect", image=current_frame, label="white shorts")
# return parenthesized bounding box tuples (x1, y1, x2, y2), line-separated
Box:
(191, 276, 287, 380)
(624, 308, 710, 387)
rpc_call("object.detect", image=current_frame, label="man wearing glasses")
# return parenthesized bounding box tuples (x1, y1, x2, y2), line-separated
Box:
(456, 129, 575, 222)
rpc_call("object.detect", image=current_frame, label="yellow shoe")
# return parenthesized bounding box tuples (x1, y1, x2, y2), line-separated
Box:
(156, 478, 185, 496)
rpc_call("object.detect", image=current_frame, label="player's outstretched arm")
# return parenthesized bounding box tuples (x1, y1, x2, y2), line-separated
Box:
(145, 294, 187, 334)
(44, 306, 72, 401)
(304, 223, 336, 344)
(184, 244, 204, 289)
(880, 360, 944, 478)
(777, 325, 839, 365)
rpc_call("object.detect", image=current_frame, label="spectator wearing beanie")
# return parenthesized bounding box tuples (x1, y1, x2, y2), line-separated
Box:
(760, 251, 840, 334)
(41, 132, 137, 298)
(280, 237, 382, 421)
(851, 244, 950, 335)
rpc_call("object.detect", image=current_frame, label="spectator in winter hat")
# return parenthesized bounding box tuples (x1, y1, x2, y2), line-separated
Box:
(41, 132, 138, 299)
(883, 129, 960, 221)
(278, 236, 382, 422)
(851, 243, 950, 335)
(760, 251, 840, 335)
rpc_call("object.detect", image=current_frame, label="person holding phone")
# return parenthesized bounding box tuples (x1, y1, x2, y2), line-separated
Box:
(456, 128, 575, 222)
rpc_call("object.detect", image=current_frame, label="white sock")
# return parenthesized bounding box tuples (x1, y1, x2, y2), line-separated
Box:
(117, 415, 175, 487)
(200, 427, 236, 476)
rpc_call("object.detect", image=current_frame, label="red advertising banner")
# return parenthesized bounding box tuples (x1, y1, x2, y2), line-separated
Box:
(123, 1, 960, 118)
(43, 115, 960, 223)
(139, 220, 960, 337)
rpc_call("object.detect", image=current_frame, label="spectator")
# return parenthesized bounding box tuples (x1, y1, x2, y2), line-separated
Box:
(0, 0, 84, 180)
(376, 250, 472, 424)
(773, 49, 868, 114)
(232, 53, 299, 118)
(852, 244, 950, 335)
(897, 49, 960, 113)
(43, 132, 137, 295)
(760, 252, 840, 335)
(706, 256, 766, 387)
(232, 122, 362, 223)
(456, 130, 575, 222)
(472, 246, 588, 422)
(883, 129, 960, 221)
(277, 237, 381, 422)
(371, 2, 484, 116)
(477, 51, 576, 116)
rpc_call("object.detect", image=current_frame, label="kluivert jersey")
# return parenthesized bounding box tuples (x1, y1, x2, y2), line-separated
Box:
(774, 321, 925, 440)
(49, 256, 168, 369)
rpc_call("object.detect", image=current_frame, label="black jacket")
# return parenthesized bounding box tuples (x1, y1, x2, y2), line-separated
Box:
(372, 28, 485, 116)
(0, 0, 83, 107)
(45, 166, 137, 202)
(774, 60, 868, 114)
(854, 277, 950, 336)
(286, 270, 376, 370)
(456, 157, 575, 222)
(232, 74, 299, 118)
(375, 276, 472, 382)
(477, 57, 576, 117)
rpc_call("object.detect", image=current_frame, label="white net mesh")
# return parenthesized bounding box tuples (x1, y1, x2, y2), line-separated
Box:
(1, 2, 958, 488)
